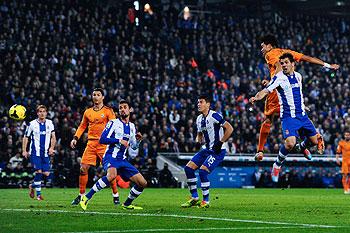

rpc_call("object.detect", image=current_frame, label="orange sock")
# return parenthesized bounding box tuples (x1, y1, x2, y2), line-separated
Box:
(258, 121, 271, 152)
(110, 178, 119, 195)
(342, 176, 348, 191)
(79, 172, 88, 194)
(346, 176, 350, 191)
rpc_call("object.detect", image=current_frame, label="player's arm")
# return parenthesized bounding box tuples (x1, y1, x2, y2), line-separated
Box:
(251, 76, 279, 104)
(220, 122, 234, 143)
(99, 121, 128, 147)
(71, 111, 88, 149)
(212, 113, 233, 153)
(49, 131, 56, 156)
(22, 123, 33, 158)
(300, 54, 339, 70)
(336, 143, 342, 166)
(129, 128, 142, 150)
(196, 132, 204, 144)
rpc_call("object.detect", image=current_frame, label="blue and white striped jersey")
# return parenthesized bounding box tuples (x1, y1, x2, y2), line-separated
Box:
(266, 71, 306, 119)
(196, 110, 227, 150)
(100, 118, 139, 160)
(25, 119, 55, 157)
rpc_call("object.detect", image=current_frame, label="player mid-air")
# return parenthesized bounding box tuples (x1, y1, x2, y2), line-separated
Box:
(70, 88, 120, 205)
(80, 100, 147, 210)
(256, 35, 340, 161)
(250, 53, 321, 182)
(22, 105, 56, 200)
(336, 130, 350, 194)
(181, 95, 233, 208)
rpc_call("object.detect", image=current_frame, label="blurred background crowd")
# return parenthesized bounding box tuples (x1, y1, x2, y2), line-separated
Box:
(0, 0, 349, 187)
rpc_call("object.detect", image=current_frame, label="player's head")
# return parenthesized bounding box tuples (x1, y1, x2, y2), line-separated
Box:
(92, 88, 104, 105)
(345, 130, 350, 141)
(279, 53, 295, 75)
(260, 34, 278, 55)
(197, 94, 211, 113)
(36, 105, 47, 120)
(119, 99, 131, 119)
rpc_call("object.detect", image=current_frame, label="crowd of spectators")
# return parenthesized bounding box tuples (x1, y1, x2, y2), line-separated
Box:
(0, 0, 349, 187)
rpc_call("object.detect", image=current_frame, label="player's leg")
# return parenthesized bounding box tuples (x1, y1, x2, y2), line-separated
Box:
(72, 143, 96, 205)
(296, 117, 318, 159)
(341, 162, 349, 194)
(29, 155, 43, 200)
(122, 171, 147, 210)
(97, 144, 119, 205)
(181, 149, 208, 207)
(198, 149, 226, 208)
(80, 167, 116, 211)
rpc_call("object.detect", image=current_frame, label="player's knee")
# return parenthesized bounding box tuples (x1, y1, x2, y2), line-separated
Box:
(80, 165, 89, 174)
(184, 166, 194, 175)
(198, 168, 209, 179)
(139, 179, 147, 188)
(107, 173, 117, 181)
(43, 172, 50, 177)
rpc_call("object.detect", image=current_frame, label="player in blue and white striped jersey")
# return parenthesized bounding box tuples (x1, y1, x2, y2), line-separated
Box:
(80, 100, 146, 211)
(22, 105, 56, 200)
(250, 53, 319, 182)
(181, 95, 233, 208)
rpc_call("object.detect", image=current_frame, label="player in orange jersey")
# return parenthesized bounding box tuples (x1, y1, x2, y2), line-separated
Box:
(255, 35, 339, 161)
(336, 130, 350, 194)
(70, 88, 120, 205)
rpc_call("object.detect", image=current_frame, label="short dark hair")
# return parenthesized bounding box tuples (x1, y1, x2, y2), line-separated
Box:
(279, 53, 295, 63)
(198, 94, 211, 103)
(119, 99, 130, 107)
(260, 34, 278, 47)
(93, 87, 104, 96)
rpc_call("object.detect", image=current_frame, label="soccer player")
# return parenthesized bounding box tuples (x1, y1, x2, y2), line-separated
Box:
(250, 53, 320, 182)
(181, 95, 233, 208)
(70, 88, 119, 205)
(256, 35, 340, 161)
(22, 105, 56, 200)
(80, 100, 146, 210)
(336, 130, 350, 194)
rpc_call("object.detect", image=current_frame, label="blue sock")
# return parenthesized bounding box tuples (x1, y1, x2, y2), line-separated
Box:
(184, 166, 198, 199)
(199, 169, 210, 203)
(33, 173, 42, 196)
(276, 145, 288, 167)
(86, 176, 110, 200)
(124, 185, 144, 206)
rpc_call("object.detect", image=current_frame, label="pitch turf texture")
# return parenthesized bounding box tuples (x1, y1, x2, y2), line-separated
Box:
(0, 188, 349, 233)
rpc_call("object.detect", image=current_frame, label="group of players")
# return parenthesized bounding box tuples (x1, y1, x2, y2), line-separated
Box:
(21, 34, 350, 210)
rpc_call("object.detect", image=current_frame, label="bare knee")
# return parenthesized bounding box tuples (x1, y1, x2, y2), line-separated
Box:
(80, 164, 89, 174)
(285, 141, 295, 151)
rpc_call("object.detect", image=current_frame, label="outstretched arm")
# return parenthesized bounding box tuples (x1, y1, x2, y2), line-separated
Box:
(300, 55, 339, 70)
(249, 89, 269, 104)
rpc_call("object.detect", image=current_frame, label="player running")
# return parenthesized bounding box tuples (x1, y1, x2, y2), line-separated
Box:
(80, 100, 146, 210)
(181, 95, 233, 208)
(22, 105, 56, 200)
(336, 130, 350, 194)
(70, 88, 120, 205)
(250, 53, 320, 182)
(256, 35, 339, 161)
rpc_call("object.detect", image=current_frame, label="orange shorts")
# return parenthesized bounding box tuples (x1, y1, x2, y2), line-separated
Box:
(81, 140, 107, 166)
(264, 91, 280, 116)
(342, 160, 350, 174)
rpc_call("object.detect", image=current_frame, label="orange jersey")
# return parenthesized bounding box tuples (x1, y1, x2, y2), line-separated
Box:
(75, 106, 116, 140)
(337, 140, 350, 162)
(264, 48, 304, 116)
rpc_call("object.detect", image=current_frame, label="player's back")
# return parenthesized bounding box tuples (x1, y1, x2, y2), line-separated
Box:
(84, 106, 115, 140)
(338, 140, 350, 161)
(265, 48, 304, 77)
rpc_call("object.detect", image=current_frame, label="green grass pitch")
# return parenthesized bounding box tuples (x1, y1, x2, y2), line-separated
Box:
(0, 188, 349, 233)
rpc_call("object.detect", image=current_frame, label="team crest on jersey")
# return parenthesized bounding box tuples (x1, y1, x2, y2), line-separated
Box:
(101, 114, 105, 118)
(285, 130, 289, 135)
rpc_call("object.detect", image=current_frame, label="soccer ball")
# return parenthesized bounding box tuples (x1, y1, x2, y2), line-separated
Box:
(9, 104, 27, 120)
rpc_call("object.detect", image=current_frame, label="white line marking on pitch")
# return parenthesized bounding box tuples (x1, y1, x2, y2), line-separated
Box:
(1, 208, 339, 229)
(63, 226, 324, 233)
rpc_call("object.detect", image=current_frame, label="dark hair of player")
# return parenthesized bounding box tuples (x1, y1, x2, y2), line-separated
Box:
(279, 53, 295, 63)
(119, 99, 130, 107)
(260, 34, 278, 48)
(198, 94, 211, 103)
(93, 87, 104, 96)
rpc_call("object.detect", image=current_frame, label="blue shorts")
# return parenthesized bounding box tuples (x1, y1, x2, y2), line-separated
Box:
(191, 149, 226, 173)
(103, 154, 139, 181)
(281, 116, 317, 139)
(30, 155, 50, 172)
